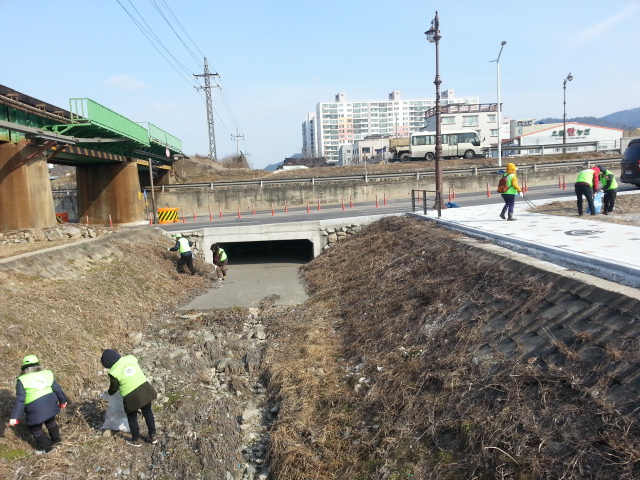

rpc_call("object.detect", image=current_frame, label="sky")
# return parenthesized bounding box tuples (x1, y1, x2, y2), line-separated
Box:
(2, 0, 639, 169)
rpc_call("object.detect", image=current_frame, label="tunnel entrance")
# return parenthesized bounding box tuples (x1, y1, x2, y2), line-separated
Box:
(215, 239, 314, 265)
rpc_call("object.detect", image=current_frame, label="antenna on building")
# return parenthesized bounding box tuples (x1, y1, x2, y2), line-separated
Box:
(194, 57, 220, 162)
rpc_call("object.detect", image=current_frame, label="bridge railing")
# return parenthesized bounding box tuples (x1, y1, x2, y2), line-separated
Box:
(139, 122, 183, 152)
(69, 98, 149, 145)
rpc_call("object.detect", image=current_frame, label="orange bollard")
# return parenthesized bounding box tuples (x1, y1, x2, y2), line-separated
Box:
(453, 186, 456, 199)
(562, 176, 566, 190)
(417, 190, 421, 201)
(149, 212, 153, 225)
(271, 203, 275, 216)
(307, 201, 310, 213)
(193, 209, 196, 221)
(284, 201, 288, 213)
(109, 214, 113, 228)
(448, 187, 453, 202)
(238, 207, 242, 219)
(209, 207, 213, 221)
(383, 192, 387, 205)
(486, 182, 491, 198)
(375, 194, 379, 208)
(342, 197, 345, 210)
(317, 199, 321, 211)
(350, 195, 354, 208)
(182, 210, 186, 223)
(219, 206, 223, 218)
(252, 203, 256, 215)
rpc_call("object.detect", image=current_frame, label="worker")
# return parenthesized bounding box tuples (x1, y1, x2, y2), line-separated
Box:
(100, 349, 158, 447)
(597, 165, 618, 215)
(574, 166, 601, 216)
(210, 243, 228, 282)
(168, 233, 197, 275)
(498, 163, 523, 221)
(9, 355, 68, 454)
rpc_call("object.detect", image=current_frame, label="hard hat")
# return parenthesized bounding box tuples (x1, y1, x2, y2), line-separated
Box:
(22, 355, 39, 366)
(173, 233, 182, 238)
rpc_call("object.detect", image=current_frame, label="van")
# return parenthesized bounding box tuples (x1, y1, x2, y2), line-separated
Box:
(620, 138, 640, 188)
(409, 130, 482, 161)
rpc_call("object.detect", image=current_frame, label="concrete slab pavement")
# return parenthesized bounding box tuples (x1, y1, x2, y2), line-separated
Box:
(412, 191, 640, 288)
(178, 262, 308, 311)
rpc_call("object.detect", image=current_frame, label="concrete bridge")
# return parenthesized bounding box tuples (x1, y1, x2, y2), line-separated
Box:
(0, 84, 182, 231)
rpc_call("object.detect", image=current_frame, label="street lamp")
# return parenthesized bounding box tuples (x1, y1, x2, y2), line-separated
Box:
(491, 41, 507, 167)
(563, 72, 573, 153)
(425, 11, 443, 217)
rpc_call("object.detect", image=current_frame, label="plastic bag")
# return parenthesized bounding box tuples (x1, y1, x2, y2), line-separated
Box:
(586, 191, 602, 214)
(100, 390, 130, 432)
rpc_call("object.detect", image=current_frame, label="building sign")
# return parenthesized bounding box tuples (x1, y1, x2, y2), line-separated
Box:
(517, 120, 533, 126)
(551, 128, 591, 140)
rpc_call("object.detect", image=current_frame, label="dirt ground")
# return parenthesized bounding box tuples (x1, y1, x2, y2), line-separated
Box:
(532, 192, 640, 226)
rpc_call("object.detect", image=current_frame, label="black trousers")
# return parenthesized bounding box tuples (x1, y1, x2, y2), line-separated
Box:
(177, 253, 196, 274)
(574, 184, 595, 215)
(603, 190, 617, 213)
(126, 402, 156, 440)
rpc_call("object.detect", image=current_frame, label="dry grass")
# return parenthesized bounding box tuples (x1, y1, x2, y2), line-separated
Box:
(264, 216, 640, 479)
(531, 192, 640, 226)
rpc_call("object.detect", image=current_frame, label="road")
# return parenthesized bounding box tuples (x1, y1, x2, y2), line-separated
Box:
(158, 184, 638, 233)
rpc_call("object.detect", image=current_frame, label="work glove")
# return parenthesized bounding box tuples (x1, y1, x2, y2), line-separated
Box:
(59, 403, 67, 409)
(8, 419, 19, 426)
(167, 248, 171, 251)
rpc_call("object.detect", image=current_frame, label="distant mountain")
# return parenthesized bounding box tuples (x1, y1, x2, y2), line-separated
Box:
(538, 108, 640, 130)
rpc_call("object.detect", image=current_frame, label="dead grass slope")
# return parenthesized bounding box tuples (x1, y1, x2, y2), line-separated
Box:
(0, 227, 214, 478)
(264, 216, 640, 480)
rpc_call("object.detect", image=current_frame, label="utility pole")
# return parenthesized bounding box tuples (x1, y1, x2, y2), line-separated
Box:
(231, 132, 244, 156)
(194, 57, 219, 162)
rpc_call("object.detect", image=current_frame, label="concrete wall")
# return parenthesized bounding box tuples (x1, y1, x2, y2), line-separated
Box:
(153, 163, 621, 215)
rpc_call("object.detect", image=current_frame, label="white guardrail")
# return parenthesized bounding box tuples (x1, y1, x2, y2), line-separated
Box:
(51, 158, 621, 195)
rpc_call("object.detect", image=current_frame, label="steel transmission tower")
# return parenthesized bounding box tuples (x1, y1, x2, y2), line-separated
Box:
(194, 58, 219, 161)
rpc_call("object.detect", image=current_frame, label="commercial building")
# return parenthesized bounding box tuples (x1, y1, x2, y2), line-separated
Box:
(302, 90, 478, 164)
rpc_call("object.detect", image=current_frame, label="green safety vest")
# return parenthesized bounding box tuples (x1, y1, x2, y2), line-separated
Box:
(601, 170, 618, 190)
(109, 355, 147, 397)
(19, 370, 54, 404)
(576, 169, 595, 186)
(504, 173, 518, 195)
(218, 248, 227, 262)
(177, 237, 191, 254)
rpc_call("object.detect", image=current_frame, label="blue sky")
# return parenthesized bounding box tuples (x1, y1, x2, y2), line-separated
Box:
(2, 0, 638, 169)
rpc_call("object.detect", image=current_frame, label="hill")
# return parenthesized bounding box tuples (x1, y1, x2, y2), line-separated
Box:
(538, 107, 640, 129)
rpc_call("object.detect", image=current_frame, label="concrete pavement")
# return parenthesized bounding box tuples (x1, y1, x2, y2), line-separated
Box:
(413, 191, 640, 289)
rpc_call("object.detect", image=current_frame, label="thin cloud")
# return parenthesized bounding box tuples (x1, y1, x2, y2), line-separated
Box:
(104, 74, 145, 92)
(570, 4, 640, 47)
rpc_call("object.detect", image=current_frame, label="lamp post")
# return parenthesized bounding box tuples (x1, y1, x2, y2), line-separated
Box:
(425, 11, 443, 216)
(563, 72, 573, 154)
(491, 41, 507, 167)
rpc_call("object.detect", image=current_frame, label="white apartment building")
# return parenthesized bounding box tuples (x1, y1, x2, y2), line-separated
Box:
(301, 112, 316, 157)
(303, 90, 478, 164)
(423, 103, 510, 154)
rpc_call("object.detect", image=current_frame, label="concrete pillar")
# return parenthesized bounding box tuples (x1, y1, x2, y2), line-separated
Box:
(0, 143, 57, 231)
(77, 161, 144, 225)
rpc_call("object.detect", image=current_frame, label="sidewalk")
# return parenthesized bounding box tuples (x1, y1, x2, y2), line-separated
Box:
(414, 192, 640, 289)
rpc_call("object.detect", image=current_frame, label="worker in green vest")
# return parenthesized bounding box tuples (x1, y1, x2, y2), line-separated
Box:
(597, 165, 618, 215)
(101, 349, 158, 447)
(211, 243, 228, 282)
(9, 355, 68, 454)
(574, 166, 601, 216)
(168, 233, 197, 275)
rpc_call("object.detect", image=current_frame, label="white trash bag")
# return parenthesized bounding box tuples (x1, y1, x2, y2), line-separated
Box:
(100, 391, 130, 432)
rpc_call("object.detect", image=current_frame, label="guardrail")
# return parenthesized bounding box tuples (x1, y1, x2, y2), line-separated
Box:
(51, 158, 620, 196)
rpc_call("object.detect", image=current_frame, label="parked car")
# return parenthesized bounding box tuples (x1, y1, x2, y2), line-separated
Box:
(620, 138, 640, 188)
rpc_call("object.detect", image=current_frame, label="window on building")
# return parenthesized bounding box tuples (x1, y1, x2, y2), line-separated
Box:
(490, 129, 499, 137)
(462, 116, 479, 126)
(442, 117, 455, 125)
(488, 114, 496, 122)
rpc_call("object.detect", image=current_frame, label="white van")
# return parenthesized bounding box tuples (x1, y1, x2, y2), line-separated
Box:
(409, 130, 482, 161)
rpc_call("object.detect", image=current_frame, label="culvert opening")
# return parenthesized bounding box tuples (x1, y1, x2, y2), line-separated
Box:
(215, 239, 313, 265)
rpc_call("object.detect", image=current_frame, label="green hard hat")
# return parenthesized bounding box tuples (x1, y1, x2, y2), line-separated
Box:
(173, 233, 182, 238)
(22, 355, 39, 366)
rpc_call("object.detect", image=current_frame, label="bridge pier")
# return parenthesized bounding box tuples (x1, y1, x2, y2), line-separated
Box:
(77, 161, 144, 225)
(0, 143, 57, 230)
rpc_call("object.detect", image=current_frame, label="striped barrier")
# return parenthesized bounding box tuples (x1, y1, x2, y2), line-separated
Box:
(158, 207, 179, 224)
(55, 212, 69, 224)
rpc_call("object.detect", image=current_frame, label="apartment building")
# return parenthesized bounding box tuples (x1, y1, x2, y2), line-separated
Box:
(303, 90, 478, 164)
(423, 102, 510, 153)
